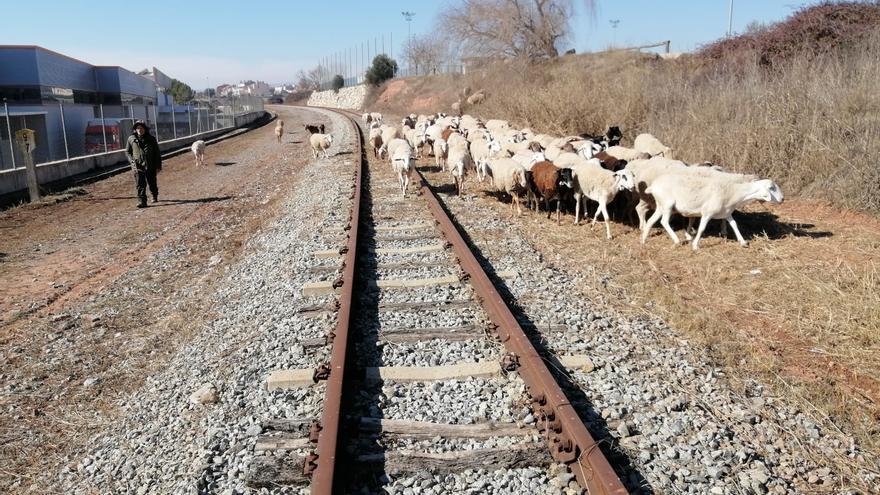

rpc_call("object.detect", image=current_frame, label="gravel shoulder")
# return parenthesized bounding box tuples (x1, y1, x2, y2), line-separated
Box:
(0, 105, 339, 493)
(417, 160, 880, 494)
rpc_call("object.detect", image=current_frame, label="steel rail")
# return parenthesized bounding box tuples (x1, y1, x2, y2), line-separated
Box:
(410, 167, 627, 495)
(309, 107, 627, 494)
(308, 110, 363, 495)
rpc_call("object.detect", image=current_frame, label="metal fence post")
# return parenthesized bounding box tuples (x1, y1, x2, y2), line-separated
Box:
(59, 102, 69, 160)
(152, 104, 159, 142)
(171, 104, 177, 139)
(4, 100, 16, 169)
(99, 103, 107, 153)
(187, 105, 192, 136)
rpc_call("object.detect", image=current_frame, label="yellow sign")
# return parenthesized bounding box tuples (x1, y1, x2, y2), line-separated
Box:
(14, 128, 36, 152)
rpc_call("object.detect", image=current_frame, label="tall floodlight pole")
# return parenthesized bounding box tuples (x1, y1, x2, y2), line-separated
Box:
(402, 11, 415, 41)
(609, 19, 620, 47)
(727, 0, 734, 37)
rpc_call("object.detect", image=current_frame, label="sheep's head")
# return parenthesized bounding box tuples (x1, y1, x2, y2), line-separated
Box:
(487, 139, 502, 154)
(577, 141, 603, 159)
(378, 144, 388, 160)
(528, 152, 546, 166)
(755, 179, 784, 204)
(614, 169, 636, 191)
(514, 168, 528, 189)
(558, 168, 575, 190)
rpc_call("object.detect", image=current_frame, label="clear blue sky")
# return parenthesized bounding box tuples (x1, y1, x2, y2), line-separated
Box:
(1, 1, 818, 88)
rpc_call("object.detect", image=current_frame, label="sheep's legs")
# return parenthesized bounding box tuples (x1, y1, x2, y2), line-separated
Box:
(641, 209, 663, 244)
(512, 193, 522, 216)
(726, 216, 748, 247)
(595, 202, 612, 239)
(556, 200, 562, 225)
(636, 199, 651, 230)
(684, 217, 696, 241)
(691, 215, 711, 250)
(660, 210, 681, 245)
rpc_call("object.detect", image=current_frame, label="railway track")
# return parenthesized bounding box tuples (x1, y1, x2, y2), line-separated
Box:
(246, 108, 627, 494)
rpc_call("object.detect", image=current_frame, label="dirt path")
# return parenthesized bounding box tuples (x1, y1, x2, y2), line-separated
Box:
(0, 105, 329, 492)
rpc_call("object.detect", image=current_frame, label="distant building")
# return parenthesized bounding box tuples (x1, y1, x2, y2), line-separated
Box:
(0, 45, 171, 168)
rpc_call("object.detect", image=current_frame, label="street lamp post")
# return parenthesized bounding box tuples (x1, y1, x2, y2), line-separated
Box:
(609, 19, 620, 47)
(728, 0, 734, 37)
(402, 11, 415, 75)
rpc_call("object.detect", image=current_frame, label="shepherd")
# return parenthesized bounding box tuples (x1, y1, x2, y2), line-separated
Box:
(125, 120, 162, 208)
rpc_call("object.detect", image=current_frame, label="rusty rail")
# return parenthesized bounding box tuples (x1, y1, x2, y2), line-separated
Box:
(309, 107, 627, 494)
(307, 109, 363, 494)
(410, 170, 627, 495)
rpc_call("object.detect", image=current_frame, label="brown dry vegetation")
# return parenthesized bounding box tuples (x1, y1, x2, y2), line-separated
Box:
(369, 17, 880, 213)
(365, 1, 880, 475)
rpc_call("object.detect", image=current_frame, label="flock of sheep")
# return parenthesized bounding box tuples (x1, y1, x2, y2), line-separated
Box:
(344, 111, 783, 251)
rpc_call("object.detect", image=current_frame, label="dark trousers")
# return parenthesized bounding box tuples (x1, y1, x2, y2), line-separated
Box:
(134, 169, 158, 203)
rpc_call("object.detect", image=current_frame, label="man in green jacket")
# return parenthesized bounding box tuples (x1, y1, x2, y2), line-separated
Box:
(125, 121, 162, 208)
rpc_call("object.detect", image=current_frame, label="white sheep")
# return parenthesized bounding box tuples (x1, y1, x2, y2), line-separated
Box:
(386, 138, 413, 198)
(403, 127, 425, 158)
(446, 141, 473, 195)
(380, 125, 401, 153)
(433, 138, 449, 169)
(633, 133, 672, 157)
(625, 157, 758, 230)
(485, 119, 510, 134)
(368, 127, 384, 159)
(191, 140, 206, 167)
(604, 145, 649, 161)
(469, 138, 503, 183)
(642, 172, 783, 250)
(274, 120, 284, 143)
(309, 133, 333, 159)
(509, 149, 546, 170)
(534, 134, 558, 149)
(482, 157, 529, 215)
(570, 160, 636, 239)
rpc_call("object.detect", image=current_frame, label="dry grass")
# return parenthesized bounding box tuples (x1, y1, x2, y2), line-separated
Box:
(368, 28, 880, 212)
(519, 200, 880, 479)
(466, 33, 880, 212)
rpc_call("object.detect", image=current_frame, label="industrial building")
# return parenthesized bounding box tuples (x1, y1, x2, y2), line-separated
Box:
(0, 46, 175, 168)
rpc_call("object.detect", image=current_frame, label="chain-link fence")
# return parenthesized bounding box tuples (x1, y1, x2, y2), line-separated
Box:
(394, 64, 465, 79)
(0, 95, 264, 171)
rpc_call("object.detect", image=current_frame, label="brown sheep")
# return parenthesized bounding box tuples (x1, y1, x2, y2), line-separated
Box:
(530, 161, 575, 225)
(593, 151, 628, 172)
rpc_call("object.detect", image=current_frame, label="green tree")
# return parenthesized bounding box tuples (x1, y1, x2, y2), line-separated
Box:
(332, 74, 345, 93)
(169, 78, 194, 103)
(365, 54, 398, 86)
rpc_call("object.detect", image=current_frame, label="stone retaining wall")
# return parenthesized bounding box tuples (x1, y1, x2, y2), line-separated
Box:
(306, 85, 367, 110)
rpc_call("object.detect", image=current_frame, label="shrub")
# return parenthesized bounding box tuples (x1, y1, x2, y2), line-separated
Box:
(331, 75, 344, 93)
(366, 55, 398, 86)
(698, 1, 880, 66)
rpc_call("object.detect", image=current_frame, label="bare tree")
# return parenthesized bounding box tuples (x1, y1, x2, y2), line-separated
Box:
(402, 33, 453, 75)
(296, 65, 324, 91)
(442, 0, 594, 59)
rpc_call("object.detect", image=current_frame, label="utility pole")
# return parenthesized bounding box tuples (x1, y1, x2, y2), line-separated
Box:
(609, 19, 620, 47)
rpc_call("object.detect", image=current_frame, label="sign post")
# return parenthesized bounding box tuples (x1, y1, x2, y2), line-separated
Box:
(15, 128, 40, 201)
